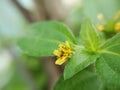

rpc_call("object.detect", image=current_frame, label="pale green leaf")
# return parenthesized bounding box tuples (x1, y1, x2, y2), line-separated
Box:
(80, 19, 105, 52)
(100, 33, 120, 55)
(18, 21, 76, 56)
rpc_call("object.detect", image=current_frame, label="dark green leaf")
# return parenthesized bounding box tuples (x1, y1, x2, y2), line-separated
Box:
(98, 33, 120, 73)
(18, 21, 76, 56)
(96, 33, 120, 88)
(96, 55, 120, 89)
(54, 70, 103, 90)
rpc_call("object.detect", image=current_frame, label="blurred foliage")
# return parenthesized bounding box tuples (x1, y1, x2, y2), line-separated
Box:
(1, 0, 120, 90)
(0, 0, 27, 39)
(2, 69, 30, 90)
(21, 54, 48, 90)
(0, 0, 48, 89)
(66, 0, 120, 36)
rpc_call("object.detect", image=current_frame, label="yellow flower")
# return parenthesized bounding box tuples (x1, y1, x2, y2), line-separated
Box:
(96, 13, 105, 32)
(53, 41, 72, 65)
(96, 12, 120, 33)
(96, 24, 104, 31)
(115, 22, 120, 32)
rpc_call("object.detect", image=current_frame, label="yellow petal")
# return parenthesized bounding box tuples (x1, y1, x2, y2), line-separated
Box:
(54, 41, 72, 65)
(55, 57, 67, 65)
(65, 41, 71, 48)
(53, 50, 61, 57)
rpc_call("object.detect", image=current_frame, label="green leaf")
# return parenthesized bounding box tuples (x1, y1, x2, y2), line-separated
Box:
(80, 19, 105, 52)
(96, 33, 120, 88)
(100, 33, 120, 54)
(98, 33, 120, 72)
(54, 70, 103, 90)
(96, 56, 120, 89)
(103, 54, 120, 73)
(18, 21, 76, 56)
(64, 48, 99, 79)
(100, 33, 120, 73)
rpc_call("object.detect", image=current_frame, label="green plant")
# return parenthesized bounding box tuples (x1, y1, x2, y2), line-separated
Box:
(18, 19, 120, 90)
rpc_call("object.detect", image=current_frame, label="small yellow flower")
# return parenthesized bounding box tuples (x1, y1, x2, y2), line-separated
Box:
(115, 22, 120, 32)
(96, 24, 104, 31)
(96, 13, 105, 32)
(54, 41, 72, 65)
(96, 12, 120, 33)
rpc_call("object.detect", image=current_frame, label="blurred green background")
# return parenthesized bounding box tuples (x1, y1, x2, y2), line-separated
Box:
(0, 0, 120, 90)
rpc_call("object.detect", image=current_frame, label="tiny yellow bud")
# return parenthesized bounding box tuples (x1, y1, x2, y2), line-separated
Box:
(115, 22, 120, 32)
(96, 24, 104, 31)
